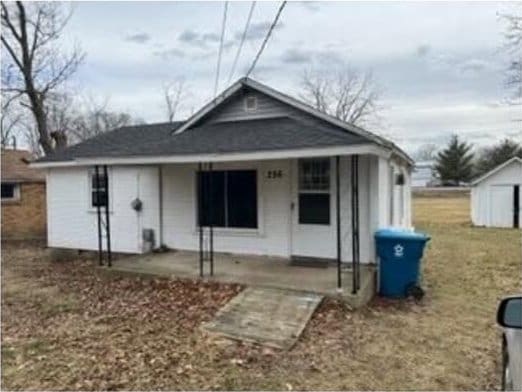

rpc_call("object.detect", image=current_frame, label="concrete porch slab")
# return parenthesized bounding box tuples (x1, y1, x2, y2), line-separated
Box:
(202, 287, 323, 349)
(109, 250, 375, 307)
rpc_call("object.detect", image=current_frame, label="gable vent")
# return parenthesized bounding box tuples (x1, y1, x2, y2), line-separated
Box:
(245, 96, 257, 112)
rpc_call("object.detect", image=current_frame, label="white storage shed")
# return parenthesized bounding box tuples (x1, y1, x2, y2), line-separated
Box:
(471, 157, 522, 228)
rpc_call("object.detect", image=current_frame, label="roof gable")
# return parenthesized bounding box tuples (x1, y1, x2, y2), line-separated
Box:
(204, 87, 297, 124)
(471, 157, 522, 186)
(174, 77, 412, 165)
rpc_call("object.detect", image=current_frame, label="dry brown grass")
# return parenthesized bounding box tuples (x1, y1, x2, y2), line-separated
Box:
(1, 194, 521, 390)
(414, 191, 470, 225)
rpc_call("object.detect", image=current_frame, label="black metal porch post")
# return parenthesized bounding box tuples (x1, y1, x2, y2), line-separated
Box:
(198, 162, 203, 277)
(351, 155, 360, 294)
(103, 165, 112, 267)
(209, 162, 214, 276)
(336, 156, 342, 289)
(95, 165, 103, 266)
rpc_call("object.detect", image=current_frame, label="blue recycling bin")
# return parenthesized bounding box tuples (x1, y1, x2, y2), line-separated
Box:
(375, 228, 430, 298)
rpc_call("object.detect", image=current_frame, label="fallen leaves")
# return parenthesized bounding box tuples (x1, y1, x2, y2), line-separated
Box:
(230, 358, 245, 366)
(1, 195, 520, 392)
(1, 243, 248, 390)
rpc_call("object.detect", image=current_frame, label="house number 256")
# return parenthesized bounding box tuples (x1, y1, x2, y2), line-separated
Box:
(266, 170, 283, 179)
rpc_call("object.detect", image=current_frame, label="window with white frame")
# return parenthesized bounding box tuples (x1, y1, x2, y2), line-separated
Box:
(298, 158, 330, 225)
(1, 182, 20, 201)
(89, 170, 108, 208)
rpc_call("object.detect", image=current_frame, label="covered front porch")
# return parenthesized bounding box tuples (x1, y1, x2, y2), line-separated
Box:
(80, 147, 409, 309)
(86, 149, 406, 309)
(109, 249, 376, 307)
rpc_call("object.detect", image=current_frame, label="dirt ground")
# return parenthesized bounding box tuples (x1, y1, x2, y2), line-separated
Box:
(1, 194, 521, 390)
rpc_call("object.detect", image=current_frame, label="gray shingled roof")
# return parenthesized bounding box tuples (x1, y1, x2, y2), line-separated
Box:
(36, 116, 368, 163)
(37, 121, 183, 162)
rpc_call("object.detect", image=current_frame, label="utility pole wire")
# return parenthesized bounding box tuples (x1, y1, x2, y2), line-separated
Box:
(227, 1, 256, 84)
(245, 0, 287, 78)
(214, 1, 229, 97)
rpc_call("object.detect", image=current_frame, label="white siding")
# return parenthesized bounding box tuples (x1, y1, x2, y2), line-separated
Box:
(356, 155, 372, 263)
(160, 156, 388, 263)
(470, 186, 481, 225)
(471, 159, 522, 227)
(47, 166, 160, 253)
(403, 167, 413, 227)
(209, 91, 290, 122)
(44, 82, 414, 259)
(162, 160, 293, 257)
(207, 88, 357, 137)
(46, 155, 409, 262)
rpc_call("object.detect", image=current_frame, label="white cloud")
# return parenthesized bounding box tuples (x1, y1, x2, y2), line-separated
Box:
(459, 58, 494, 74)
(124, 32, 151, 44)
(381, 101, 521, 153)
(41, 1, 516, 152)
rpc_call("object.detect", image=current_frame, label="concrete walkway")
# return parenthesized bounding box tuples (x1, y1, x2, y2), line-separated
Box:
(202, 287, 323, 349)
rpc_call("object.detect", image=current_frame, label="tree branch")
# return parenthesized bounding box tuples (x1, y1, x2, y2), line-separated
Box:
(0, 35, 24, 71)
(1, 2, 22, 43)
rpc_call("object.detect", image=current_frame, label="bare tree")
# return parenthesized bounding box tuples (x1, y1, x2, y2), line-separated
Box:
(500, 7, 522, 102)
(1, 93, 23, 148)
(24, 124, 42, 155)
(413, 143, 439, 161)
(1, 1, 85, 154)
(1, 50, 23, 147)
(42, 92, 140, 143)
(69, 95, 137, 142)
(163, 79, 187, 123)
(46, 92, 76, 141)
(299, 67, 380, 126)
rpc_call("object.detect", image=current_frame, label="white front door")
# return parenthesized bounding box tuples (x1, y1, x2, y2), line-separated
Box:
(489, 185, 513, 227)
(291, 158, 336, 259)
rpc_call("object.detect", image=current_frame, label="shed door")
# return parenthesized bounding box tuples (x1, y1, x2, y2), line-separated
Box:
(489, 185, 513, 228)
(514, 185, 520, 228)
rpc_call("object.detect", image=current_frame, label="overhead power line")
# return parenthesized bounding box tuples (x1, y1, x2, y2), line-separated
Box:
(245, 0, 287, 78)
(227, 1, 256, 84)
(214, 1, 229, 97)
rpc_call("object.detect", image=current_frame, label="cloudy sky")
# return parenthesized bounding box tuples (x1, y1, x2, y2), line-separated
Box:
(59, 1, 520, 154)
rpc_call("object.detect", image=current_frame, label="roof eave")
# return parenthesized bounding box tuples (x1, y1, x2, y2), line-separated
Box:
(30, 143, 390, 168)
(470, 156, 522, 186)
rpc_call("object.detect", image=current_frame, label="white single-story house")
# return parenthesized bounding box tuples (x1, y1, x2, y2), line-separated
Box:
(471, 157, 522, 228)
(33, 78, 413, 292)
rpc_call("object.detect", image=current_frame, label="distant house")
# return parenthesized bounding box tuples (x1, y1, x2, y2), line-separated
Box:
(1, 149, 47, 239)
(412, 160, 435, 187)
(471, 157, 522, 228)
(32, 78, 413, 282)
